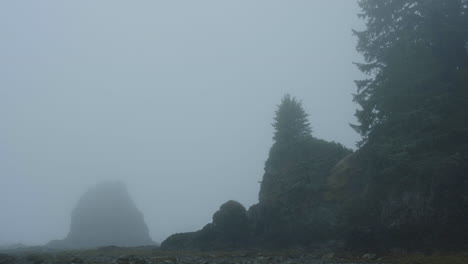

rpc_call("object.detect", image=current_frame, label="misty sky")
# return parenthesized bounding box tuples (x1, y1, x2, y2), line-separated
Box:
(1, 1, 364, 245)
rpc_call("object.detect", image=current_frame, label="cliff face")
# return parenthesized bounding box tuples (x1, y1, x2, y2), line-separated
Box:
(248, 137, 352, 246)
(341, 147, 468, 250)
(249, 138, 468, 249)
(49, 181, 153, 248)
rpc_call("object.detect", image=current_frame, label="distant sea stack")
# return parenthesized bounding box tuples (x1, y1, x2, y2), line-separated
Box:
(48, 181, 154, 248)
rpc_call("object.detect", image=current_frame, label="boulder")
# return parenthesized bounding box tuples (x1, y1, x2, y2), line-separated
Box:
(161, 200, 250, 250)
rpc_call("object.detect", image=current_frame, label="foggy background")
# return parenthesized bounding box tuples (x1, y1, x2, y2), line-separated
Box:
(1, 1, 363, 245)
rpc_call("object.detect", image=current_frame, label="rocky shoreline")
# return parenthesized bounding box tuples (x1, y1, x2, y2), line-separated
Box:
(0, 251, 383, 264)
(2, 245, 468, 264)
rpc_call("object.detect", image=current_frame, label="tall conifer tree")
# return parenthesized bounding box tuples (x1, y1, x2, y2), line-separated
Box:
(353, 0, 468, 147)
(349, 0, 468, 246)
(272, 94, 312, 143)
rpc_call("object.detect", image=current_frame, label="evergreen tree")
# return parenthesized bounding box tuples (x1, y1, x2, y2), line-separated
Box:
(353, 0, 468, 147)
(272, 94, 312, 143)
(349, 0, 468, 247)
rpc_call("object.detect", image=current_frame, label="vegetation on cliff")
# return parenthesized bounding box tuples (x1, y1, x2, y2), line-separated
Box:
(161, 95, 352, 249)
(250, 95, 351, 246)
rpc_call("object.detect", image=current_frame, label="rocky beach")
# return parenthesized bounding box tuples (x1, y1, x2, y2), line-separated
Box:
(2, 247, 468, 264)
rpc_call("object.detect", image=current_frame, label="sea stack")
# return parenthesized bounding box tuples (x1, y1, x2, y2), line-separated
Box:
(49, 181, 153, 248)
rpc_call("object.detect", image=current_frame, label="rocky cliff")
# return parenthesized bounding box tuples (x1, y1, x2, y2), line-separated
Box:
(248, 137, 352, 247)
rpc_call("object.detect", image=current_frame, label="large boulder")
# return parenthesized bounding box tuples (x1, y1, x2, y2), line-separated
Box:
(161, 200, 251, 250)
(48, 181, 153, 248)
(212, 200, 250, 244)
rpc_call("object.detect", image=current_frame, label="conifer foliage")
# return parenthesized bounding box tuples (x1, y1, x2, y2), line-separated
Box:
(353, 0, 468, 146)
(272, 94, 312, 143)
(348, 0, 468, 247)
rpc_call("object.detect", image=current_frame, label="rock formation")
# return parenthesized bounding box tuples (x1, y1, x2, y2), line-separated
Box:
(48, 181, 153, 248)
(161, 138, 352, 250)
(161, 200, 251, 250)
(248, 137, 352, 246)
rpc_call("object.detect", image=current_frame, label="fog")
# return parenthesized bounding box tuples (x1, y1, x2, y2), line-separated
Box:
(0, 1, 363, 245)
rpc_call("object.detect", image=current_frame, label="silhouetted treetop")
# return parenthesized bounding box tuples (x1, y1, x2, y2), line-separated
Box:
(273, 94, 312, 143)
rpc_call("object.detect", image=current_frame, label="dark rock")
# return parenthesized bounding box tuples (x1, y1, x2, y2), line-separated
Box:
(114, 255, 147, 264)
(161, 200, 251, 250)
(151, 257, 177, 264)
(69, 256, 85, 264)
(342, 148, 468, 250)
(211, 201, 250, 246)
(25, 253, 51, 264)
(250, 138, 352, 246)
(160, 232, 199, 250)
